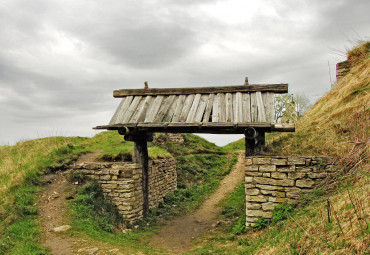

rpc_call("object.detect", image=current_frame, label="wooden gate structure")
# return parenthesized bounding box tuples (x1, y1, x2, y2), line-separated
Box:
(94, 78, 295, 216)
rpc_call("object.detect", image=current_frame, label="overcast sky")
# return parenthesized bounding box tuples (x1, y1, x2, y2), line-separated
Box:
(0, 0, 369, 146)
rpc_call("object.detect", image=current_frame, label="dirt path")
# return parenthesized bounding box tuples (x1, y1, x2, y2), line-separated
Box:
(39, 169, 75, 254)
(38, 152, 131, 255)
(149, 152, 245, 253)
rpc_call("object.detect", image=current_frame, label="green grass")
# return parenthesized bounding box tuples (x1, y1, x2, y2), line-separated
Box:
(218, 183, 245, 233)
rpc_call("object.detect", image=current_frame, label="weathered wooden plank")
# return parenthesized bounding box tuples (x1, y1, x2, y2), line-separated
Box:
(194, 94, 209, 122)
(112, 96, 134, 124)
(119, 96, 142, 123)
(186, 93, 201, 123)
(250, 93, 258, 122)
(225, 93, 233, 122)
(171, 95, 186, 122)
(114, 84, 288, 97)
(242, 93, 251, 122)
(109, 96, 130, 125)
(133, 96, 153, 123)
(262, 92, 275, 123)
(218, 93, 226, 122)
(128, 96, 146, 123)
(232, 93, 237, 122)
(178, 94, 195, 122)
(154, 95, 176, 122)
(212, 93, 220, 122)
(202, 94, 215, 123)
(162, 96, 179, 122)
(256, 91, 266, 122)
(144, 95, 164, 122)
(235, 92, 243, 122)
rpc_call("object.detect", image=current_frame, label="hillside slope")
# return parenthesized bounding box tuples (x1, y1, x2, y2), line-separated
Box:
(198, 42, 370, 255)
(270, 43, 369, 157)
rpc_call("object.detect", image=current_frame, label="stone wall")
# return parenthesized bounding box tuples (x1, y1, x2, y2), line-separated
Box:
(167, 133, 185, 144)
(74, 158, 177, 224)
(336, 60, 350, 82)
(154, 133, 185, 145)
(245, 156, 335, 226)
(148, 158, 177, 208)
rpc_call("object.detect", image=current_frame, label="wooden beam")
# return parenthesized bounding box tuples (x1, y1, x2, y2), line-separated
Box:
(113, 84, 288, 97)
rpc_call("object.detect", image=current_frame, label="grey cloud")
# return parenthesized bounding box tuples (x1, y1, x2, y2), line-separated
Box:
(0, 0, 369, 145)
(48, 1, 203, 68)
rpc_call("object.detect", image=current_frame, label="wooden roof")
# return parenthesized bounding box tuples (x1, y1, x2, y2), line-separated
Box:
(94, 84, 294, 134)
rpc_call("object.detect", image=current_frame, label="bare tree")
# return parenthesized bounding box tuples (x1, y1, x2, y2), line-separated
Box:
(294, 93, 311, 117)
(274, 94, 293, 123)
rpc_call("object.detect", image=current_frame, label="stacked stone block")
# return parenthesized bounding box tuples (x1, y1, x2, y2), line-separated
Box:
(73, 158, 176, 224)
(166, 133, 185, 144)
(148, 158, 177, 209)
(245, 156, 335, 226)
(336, 60, 350, 82)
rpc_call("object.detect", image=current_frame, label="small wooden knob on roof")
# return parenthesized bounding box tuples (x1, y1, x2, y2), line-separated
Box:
(144, 81, 148, 89)
(244, 77, 249, 85)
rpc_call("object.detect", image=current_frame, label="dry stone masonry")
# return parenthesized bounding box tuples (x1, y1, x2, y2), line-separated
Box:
(245, 156, 335, 226)
(73, 158, 176, 224)
(336, 60, 351, 82)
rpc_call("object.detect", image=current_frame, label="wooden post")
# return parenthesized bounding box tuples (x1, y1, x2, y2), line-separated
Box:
(244, 128, 265, 156)
(133, 132, 149, 216)
(245, 135, 256, 156)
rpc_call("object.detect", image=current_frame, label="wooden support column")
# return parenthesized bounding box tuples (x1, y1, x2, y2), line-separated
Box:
(244, 127, 265, 156)
(133, 132, 149, 216)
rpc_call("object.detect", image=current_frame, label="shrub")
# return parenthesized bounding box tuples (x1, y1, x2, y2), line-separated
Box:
(232, 217, 246, 235)
(253, 217, 269, 230)
(272, 202, 295, 223)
